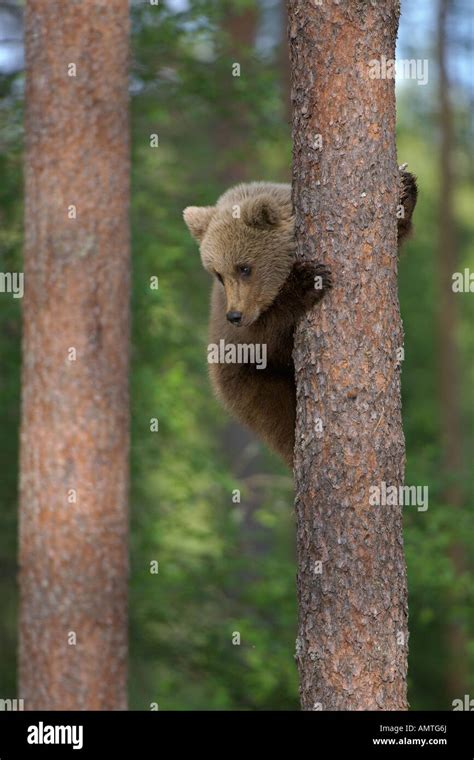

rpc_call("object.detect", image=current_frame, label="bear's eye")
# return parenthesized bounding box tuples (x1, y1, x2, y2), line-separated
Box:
(237, 264, 252, 278)
(215, 272, 224, 285)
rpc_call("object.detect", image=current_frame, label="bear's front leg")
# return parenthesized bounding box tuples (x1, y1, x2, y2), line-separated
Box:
(209, 362, 296, 467)
(398, 166, 418, 245)
(271, 261, 332, 323)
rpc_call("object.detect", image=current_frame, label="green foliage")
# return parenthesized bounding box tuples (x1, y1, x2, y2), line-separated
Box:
(397, 95, 474, 708)
(0, 72, 23, 696)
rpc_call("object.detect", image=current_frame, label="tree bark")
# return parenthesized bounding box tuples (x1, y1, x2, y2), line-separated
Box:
(437, 0, 467, 700)
(19, 0, 130, 710)
(288, 1, 409, 710)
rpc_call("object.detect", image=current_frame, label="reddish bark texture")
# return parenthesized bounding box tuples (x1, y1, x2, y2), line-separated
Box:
(19, 0, 130, 709)
(288, 1, 409, 709)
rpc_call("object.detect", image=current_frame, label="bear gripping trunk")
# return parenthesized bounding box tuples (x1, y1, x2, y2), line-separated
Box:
(288, 2, 409, 709)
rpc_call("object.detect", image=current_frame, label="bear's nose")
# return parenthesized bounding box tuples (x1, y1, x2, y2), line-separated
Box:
(226, 310, 242, 325)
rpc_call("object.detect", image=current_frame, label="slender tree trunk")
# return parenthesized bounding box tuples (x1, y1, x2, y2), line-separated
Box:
(19, 0, 130, 710)
(288, 1, 408, 710)
(279, 0, 292, 129)
(437, 0, 467, 700)
(216, 1, 258, 185)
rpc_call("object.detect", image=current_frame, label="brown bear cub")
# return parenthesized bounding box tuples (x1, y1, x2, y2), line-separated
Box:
(183, 170, 417, 467)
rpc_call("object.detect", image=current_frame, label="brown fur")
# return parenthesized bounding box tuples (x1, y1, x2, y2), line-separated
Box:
(183, 172, 417, 467)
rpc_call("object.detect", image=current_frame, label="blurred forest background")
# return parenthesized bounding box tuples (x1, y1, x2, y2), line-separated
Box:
(0, 0, 473, 709)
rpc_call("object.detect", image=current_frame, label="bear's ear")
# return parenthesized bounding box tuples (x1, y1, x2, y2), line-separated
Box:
(242, 195, 280, 229)
(183, 206, 215, 242)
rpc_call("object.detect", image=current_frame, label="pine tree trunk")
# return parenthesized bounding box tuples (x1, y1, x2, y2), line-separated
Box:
(19, 0, 130, 710)
(288, 1, 409, 710)
(279, 0, 292, 129)
(216, 1, 259, 185)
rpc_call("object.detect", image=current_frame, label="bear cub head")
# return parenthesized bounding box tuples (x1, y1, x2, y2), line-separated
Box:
(183, 182, 295, 327)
